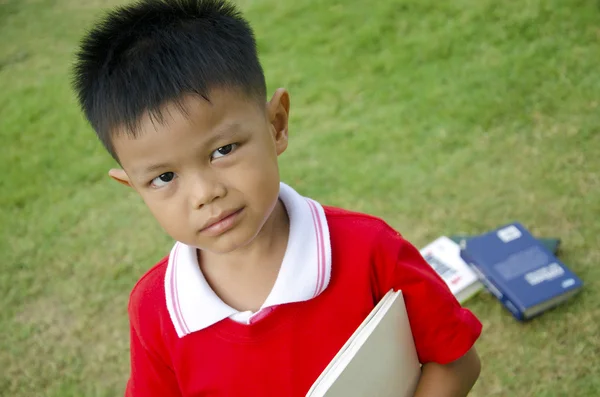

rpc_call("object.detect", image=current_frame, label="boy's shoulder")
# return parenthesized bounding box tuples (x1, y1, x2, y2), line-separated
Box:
(323, 205, 394, 228)
(128, 255, 170, 329)
(323, 205, 405, 247)
(322, 205, 414, 281)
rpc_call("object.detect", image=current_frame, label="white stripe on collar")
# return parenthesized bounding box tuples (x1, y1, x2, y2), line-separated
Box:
(164, 182, 331, 338)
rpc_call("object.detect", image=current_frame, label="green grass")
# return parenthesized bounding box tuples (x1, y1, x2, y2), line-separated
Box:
(1, 0, 599, 395)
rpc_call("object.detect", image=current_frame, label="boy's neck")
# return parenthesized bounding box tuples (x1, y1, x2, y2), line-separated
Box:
(197, 199, 290, 312)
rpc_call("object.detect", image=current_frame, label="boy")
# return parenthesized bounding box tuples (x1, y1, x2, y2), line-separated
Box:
(72, 0, 482, 395)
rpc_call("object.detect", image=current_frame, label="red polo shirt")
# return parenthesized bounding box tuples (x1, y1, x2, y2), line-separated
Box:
(125, 189, 482, 397)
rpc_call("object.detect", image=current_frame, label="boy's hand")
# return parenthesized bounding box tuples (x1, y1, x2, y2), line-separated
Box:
(412, 347, 481, 397)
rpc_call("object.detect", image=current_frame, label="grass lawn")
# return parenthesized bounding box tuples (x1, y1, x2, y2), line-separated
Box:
(2, 0, 599, 395)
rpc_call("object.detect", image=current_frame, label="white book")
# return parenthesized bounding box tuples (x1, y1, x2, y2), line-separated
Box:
(419, 236, 483, 303)
(307, 290, 421, 397)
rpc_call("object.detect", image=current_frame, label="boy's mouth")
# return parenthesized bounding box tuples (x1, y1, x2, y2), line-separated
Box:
(199, 207, 245, 236)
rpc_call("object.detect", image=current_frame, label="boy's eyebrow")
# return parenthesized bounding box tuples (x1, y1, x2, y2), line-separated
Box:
(138, 162, 173, 176)
(203, 122, 241, 147)
(134, 123, 242, 176)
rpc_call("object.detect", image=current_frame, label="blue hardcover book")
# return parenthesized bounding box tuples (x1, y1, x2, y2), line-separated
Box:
(459, 222, 583, 321)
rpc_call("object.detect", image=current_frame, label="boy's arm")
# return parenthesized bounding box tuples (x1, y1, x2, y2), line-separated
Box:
(413, 347, 481, 397)
(371, 225, 483, 396)
(125, 316, 181, 397)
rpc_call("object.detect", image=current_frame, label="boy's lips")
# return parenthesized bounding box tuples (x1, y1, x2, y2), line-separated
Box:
(199, 207, 245, 236)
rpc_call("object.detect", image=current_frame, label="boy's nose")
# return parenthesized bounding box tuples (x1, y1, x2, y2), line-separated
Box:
(189, 175, 226, 208)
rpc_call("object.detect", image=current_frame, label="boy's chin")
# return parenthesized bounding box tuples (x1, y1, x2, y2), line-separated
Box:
(197, 242, 248, 256)
(185, 233, 256, 256)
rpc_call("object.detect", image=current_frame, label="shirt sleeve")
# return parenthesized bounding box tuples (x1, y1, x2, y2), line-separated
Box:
(125, 304, 182, 396)
(372, 225, 483, 365)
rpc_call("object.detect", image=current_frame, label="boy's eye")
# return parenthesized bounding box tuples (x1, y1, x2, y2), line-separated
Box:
(211, 143, 238, 160)
(150, 172, 176, 188)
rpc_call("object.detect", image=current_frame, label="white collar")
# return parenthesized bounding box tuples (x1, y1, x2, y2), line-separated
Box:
(164, 182, 332, 338)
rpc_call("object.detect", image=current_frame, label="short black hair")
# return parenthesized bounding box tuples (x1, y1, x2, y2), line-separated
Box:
(72, 0, 266, 160)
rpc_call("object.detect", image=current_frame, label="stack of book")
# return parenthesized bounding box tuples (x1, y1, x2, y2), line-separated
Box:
(420, 222, 583, 321)
(419, 236, 484, 304)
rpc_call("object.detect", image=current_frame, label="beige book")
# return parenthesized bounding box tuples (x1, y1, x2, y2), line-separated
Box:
(307, 290, 421, 397)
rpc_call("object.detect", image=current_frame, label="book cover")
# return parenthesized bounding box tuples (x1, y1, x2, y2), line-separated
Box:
(449, 235, 561, 255)
(307, 290, 421, 397)
(419, 237, 483, 304)
(459, 222, 583, 321)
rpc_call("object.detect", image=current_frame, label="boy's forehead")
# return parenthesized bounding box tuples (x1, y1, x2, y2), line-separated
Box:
(119, 89, 263, 136)
(140, 91, 242, 131)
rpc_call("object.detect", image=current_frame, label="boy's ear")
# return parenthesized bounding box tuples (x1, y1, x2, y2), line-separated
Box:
(267, 88, 290, 156)
(108, 168, 133, 187)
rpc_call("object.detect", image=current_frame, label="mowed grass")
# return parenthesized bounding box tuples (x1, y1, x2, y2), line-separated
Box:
(1, 0, 600, 395)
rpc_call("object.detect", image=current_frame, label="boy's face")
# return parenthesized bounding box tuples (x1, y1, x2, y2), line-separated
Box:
(109, 88, 290, 254)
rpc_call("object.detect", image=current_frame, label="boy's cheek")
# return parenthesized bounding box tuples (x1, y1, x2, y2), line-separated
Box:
(143, 198, 177, 226)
